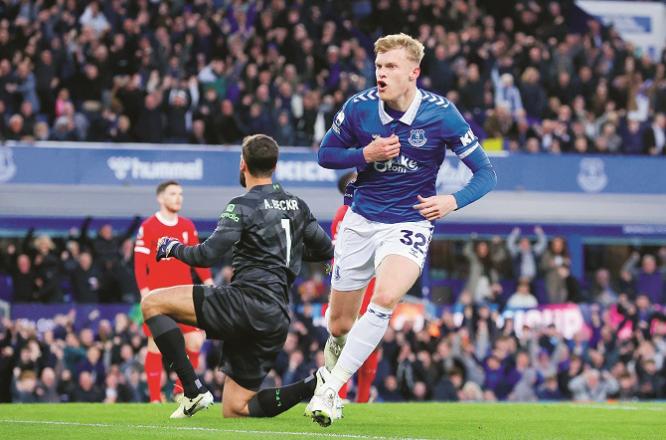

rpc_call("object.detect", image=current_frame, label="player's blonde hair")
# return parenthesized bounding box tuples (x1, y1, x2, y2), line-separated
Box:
(374, 33, 425, 64)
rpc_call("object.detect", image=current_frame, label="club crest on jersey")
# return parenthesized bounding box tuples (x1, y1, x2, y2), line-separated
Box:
(408, 129, 427, 147)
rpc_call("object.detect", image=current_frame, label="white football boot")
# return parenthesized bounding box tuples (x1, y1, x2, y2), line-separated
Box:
(305, 367, 343, 427)
(169, 390, 214, 419)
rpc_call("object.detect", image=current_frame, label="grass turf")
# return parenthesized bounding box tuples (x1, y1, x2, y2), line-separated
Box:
(1, 402, 665, 439)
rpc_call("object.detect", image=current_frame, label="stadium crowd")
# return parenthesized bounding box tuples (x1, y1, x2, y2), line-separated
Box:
(0, 0, 664, 154)
(1, 220, 665, 403)
(1, 289, 665, 404)
(1, 220, 665, 307)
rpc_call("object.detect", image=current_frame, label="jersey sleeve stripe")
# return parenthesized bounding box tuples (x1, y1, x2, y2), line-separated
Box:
(457, 142, 480, 159)
(134, 246, 150, 254)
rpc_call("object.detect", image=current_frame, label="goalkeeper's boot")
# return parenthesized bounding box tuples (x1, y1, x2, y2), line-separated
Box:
(324, 334, 346, 372)
(169, 390, 214, 419)
(305, 367, 343, 427)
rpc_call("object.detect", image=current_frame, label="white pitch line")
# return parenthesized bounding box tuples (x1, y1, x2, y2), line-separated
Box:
(0, 419, 431, 440)
(566, 404, 666, 412)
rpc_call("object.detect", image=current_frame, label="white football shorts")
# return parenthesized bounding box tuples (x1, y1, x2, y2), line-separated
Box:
(331, 209, 434, 292)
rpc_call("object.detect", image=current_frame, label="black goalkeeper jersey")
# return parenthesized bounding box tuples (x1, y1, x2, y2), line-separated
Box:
(172, 183, 333, 306)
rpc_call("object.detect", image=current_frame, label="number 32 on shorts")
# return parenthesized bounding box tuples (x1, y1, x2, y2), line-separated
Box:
(399, 229, 427, 255)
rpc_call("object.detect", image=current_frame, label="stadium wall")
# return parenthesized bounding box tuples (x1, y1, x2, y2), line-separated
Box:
(1, 142, 665, 226)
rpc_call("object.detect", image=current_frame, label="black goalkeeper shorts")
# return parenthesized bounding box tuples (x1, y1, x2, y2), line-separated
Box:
(192, 284, 289, 391)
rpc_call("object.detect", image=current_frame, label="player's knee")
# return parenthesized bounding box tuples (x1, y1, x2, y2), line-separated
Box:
(141, 293, 160, 319)
(328, 319, 353, 337)
(327, 312, 355, 336)
(371, 288, 398, 309)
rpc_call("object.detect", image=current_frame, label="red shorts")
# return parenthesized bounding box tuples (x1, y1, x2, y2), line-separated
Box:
(142, 322, 201, 338)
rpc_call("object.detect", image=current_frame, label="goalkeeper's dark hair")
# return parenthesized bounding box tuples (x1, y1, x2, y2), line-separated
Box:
(242, 134, 279, 177)
(156, 180, 181, 195)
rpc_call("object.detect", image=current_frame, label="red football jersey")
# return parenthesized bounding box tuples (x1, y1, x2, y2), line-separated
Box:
(134, 212, 212, 291)
(331, 205, 349, 245)
(330, 204, 374, 314)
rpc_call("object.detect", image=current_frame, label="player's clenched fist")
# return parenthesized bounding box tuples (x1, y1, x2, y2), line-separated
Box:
(156, 236, 181, 261)
(363, 134, 400, 162)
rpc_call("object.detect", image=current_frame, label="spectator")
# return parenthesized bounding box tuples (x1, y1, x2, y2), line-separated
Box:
(7, 252, 38, 302)
(79, 2, 111, 38)
(5, 114, 27, 140)
(133, 94, 164, 143)
(590, 268, 619, 306)
(537, 375, 564, 400)
(188, 119, 208, 145)
(72, 371, 104, 403)
(13, 370, 38, 403)
(111, 115, 134, 143)
(463, 238, 502, 305)
(541, 236, 570, 304)
(70, 252, 101, 303)
(519, 67, 547, 119)
(507, 226, 547, 282)
(506, 278, 539, 309)
(623, 253, 664, 304)
(494, 73, 523, 116)
(643, 113, 666, 156)
(378, 375, 404, 402)
(568, 369, 619, 402)
(621, 116, 644, 155)
(35, 367, 60, 403)
(210, 99, 245, 145)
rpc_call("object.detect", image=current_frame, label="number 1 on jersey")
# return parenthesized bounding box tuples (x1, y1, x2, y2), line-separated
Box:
(281, 219, 291, 266)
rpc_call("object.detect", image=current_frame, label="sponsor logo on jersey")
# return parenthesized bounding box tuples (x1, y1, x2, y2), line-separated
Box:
(220, 204, 239, 222)
(577, 158, 608, 193)
(374, 154, 419, 173)
(459, 129, 476, 147)
(408, 129, 427, 147)
(0, 147, 17, 183)
(332, 111, 345, 135)
(107, 157, 203, 180)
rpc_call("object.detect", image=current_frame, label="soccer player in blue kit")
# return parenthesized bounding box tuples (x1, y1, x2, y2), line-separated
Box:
(306, 34, 497, 426)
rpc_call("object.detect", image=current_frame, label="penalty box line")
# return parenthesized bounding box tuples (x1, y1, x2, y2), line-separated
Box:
(0, 419, 431, 440)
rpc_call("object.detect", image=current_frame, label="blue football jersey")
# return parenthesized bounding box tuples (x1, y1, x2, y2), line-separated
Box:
(329, 87, 480, 223)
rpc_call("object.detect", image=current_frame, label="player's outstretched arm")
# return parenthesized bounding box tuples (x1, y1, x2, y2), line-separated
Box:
(302, 207, 334, 262)
(157, 203, 244, 267)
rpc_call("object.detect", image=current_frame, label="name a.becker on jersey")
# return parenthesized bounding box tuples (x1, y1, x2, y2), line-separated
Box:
(263, 199, 299, 211)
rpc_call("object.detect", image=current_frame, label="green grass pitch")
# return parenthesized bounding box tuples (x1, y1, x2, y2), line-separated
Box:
(1, 402, 665, 439)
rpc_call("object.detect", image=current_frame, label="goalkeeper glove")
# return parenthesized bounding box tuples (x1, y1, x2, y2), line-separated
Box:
(156, 237, 181, 261)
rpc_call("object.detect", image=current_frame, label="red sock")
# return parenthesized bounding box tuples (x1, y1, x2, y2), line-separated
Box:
(356, 350, 379, 403)
(145, 351, 163, 402)
(338, 382, 348, 399)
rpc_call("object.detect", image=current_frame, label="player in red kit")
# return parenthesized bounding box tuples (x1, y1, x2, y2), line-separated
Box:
(328, 172, 379, 403)
(134, 180, 214, 402)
